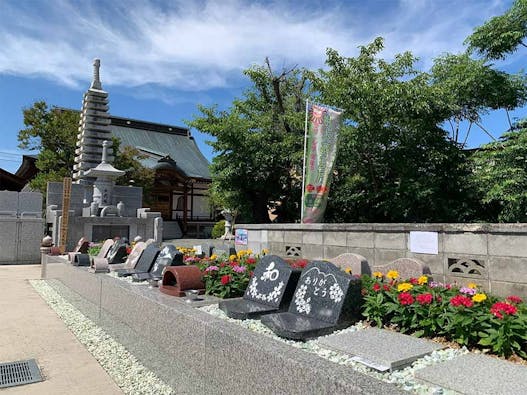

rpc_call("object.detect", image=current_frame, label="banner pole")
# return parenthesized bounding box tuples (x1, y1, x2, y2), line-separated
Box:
(301, 99, 309, 223)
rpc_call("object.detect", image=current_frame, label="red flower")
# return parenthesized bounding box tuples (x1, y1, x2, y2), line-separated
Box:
(372, 283, 381, 292)
(409, 278, 419, 285)
(246, 257, 256, 265)
(220, 263, 226, 268)
(450, 295, 473, 308)
(316, 185, 328, 193)
(506, 295, 523, 304)
(306, 184, 315, 192)
(249, 271, 254, 277)
(490, 302, 517, 319)
(220, 275, 231, 285)
(398, 292, 414, 305)
(292, 259, 308, 269)
(416, 293, 433, 305)
(383, 284, 391, 291)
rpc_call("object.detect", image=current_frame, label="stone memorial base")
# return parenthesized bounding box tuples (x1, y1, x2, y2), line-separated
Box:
(42, 258, 403, 395)
(318, 327, 446, 372)
(415, 353, 527, 395)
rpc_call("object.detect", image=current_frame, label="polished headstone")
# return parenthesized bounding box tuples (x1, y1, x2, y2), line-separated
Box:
(318, 328, 445, 372)
(106, 239, 128, 264)
(261, 260, 361, 340)
(110, 241, 146, 271)
(219, 255, 300, 319)
(132, 245, 183, 282)
(98, 238, 115, 258)
(116, 244, 160, 277)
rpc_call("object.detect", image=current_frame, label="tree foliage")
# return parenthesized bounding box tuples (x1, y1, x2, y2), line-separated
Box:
(187, 60, 309, 223)
(466, 0, 527, 60)
(471, 120, 527, 222)
(18, 101, 78, 192)
(430, 53, 527, 142)
(310, 39, 476, 222)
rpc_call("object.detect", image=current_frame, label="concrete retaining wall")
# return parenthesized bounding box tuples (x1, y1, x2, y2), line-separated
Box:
(44, 260, 403, 395)
(239, 223, 527, 298)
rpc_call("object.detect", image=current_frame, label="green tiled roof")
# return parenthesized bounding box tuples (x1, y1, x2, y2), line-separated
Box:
(110, 121, 211, 180)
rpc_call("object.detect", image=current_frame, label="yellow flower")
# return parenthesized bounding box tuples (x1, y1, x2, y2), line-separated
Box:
(417, 275, 428, 285)
(247, 249, 253, 255)
(386, 270, 399, 280)
(372, 271, 383, 278)
(397, 283, 413, 292)
(472, 293, 487, 303)
(344, 267, 352, 274)
(229, 254, 237, 261)
(210, 254, 218, 260)
(262, 248, 269, 255)
(467, 282, 478, 289)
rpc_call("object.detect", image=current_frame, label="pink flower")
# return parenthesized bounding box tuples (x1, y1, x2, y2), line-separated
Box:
(204, 265, 219, 272)
(232, 265, 246, 273)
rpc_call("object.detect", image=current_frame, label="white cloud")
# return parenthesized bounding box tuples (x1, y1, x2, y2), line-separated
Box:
(0, 0, 515, 91)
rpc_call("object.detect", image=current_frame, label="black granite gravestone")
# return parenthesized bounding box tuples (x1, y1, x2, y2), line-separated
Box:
(261, 260, 362, 340)
(72, 253, 91, 267)
(132, 245, 184, 282)
(116, 244, 160, 277)
(218, 255, 301, 319)
(106, 238, 128, 264)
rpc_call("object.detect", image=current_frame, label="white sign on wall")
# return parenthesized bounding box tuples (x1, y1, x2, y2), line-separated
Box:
(409, 231, 438, 255)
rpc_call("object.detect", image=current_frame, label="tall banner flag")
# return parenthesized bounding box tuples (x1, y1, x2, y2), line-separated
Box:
(301, 103, 343, 223)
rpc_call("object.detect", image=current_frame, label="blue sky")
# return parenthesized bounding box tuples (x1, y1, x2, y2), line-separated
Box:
(0, 0, 524, 173)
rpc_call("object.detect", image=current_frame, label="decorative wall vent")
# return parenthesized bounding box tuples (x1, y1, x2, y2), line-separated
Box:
(448, 258, 486, 277)
(286, 246, 301, 256)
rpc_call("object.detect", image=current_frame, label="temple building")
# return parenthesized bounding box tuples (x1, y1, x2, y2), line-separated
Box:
(71, 59, 213, 238)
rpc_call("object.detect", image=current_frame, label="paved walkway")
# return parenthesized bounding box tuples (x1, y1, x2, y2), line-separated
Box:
(0, 264, 122, 394)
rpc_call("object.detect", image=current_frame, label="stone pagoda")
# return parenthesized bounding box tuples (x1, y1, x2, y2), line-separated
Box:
(73, 59, 113, 185)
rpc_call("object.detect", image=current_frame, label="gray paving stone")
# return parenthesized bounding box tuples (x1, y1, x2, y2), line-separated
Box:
(318, 327, 445, 372)
(415, 353, 527, 395)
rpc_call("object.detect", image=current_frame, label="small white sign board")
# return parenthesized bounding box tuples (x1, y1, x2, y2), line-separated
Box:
(193, 245, 203, 255)
(409, 231, 438, 255)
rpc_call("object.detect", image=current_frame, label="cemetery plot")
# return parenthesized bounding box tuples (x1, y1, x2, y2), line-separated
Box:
(318, 327, 445, 372)
(261, 260, 361, 340)
(219, 255, 300, 319)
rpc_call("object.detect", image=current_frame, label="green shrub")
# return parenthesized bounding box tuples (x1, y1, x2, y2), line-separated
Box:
(211, 220, 226, 239)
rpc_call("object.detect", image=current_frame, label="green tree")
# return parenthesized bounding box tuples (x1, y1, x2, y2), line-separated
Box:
(311, 39, 476, 222)
(466, 0, 527, 60)
(18, 101, 78, 192)
(430, 53, 527, 143)
(187, 59, 309, 223)
(470, 120, 527, 222)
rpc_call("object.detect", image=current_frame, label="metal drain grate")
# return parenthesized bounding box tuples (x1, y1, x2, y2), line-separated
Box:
(0, 359, 42, 388)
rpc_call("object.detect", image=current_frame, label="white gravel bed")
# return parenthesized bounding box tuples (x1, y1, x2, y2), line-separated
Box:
(106, 271, 151, 285)
(200, 304, 466, 394)
(30, 280, 173, 395)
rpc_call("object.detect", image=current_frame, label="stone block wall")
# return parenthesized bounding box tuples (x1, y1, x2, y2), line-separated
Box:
(240, 223, 527, 298)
